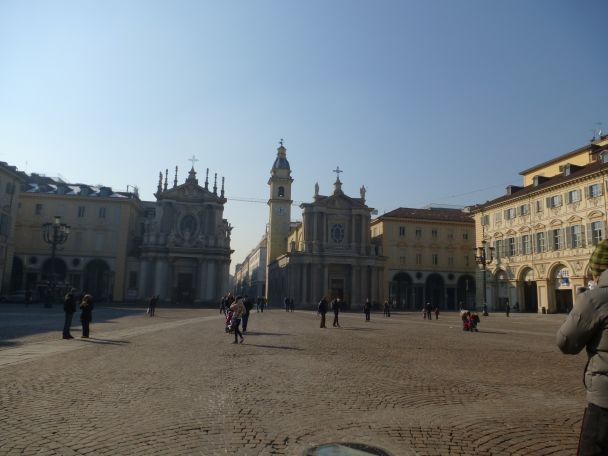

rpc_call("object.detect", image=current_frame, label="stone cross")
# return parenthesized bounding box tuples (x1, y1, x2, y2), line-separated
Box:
(333, 166, 343, 177)
(188, 155, 199, 168)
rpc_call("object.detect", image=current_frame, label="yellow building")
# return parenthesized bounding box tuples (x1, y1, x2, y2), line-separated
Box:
(469, 135, 608, 313)
(0, 162, 26, 295)
(13, 173, 143, 301)
(371, 207, 476, 310)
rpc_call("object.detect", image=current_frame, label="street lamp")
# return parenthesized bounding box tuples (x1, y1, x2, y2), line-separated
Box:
(474, 240, 494, 316)
(42, 215, 70, 308)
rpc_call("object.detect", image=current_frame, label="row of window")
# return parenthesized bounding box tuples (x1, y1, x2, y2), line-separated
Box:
(396, 226, 470, 241)
(34, 204, 107, 219)
(0, 179, 16, 196)
(492, 222, 604, 258)
(398, 253, 471, 267)
(481, 183, 606, 226)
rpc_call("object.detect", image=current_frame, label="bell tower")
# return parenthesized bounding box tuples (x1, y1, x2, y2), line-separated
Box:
(267, 140, 293, 265)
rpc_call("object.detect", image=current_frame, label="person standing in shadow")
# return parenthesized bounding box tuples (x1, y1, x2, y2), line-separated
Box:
(331, 297, 341, 328)
(79, 294, 94, 338)
(364, 298, 371, 322)
(62, 288, 76, 339)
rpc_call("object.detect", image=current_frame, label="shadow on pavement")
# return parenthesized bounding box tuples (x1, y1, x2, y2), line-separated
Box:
(340, 327, 379, 332)
(78, 338, 130, 345)
(243, 331, 291, 336)
(244, 343, 304, 351)
(0, 340, 21, 348)
(476, 330, 507, 335)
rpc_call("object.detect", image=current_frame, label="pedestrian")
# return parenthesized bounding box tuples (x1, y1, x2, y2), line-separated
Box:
(147, 295, 157, 317)
(557, 240, 608, 455)
(289, 297, 295, 312)
(331, 297, 341, 327)
(259, 296, 265, 312)
(79, 294, 94, 338)
(230, 297, 246, 344)
(434, 306, 440, 320)
(284, 296, 290, 312)
(425, 302, 432, 320)
(62, 288, 77, 339)
(383, 299, 390, 317)
(364, 298, 371, 322)
(242, 295, 253, 333)
(318, 296, 328, 328)
(482, 303, 489, 316)
(506, 300, 511, 317)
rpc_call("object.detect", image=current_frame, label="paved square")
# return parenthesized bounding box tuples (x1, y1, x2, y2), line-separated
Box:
(0, 306, 586, 455)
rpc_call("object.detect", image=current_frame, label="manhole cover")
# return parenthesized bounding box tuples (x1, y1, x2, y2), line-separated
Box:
(304, 442, 392, 456)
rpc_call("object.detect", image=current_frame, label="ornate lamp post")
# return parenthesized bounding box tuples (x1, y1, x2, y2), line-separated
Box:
(474, 240, 494, 316)
(42, 215, 70, 308)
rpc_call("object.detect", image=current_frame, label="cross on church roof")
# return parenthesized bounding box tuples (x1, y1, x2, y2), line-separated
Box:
(188, 155, 199, 168)
(279, 138, 284, 147)
(333, 166, 343, 177)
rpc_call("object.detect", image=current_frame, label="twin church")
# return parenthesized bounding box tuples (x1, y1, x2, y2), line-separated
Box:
(265, 143, 386, 308)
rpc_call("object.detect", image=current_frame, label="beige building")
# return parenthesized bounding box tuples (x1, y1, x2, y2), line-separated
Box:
(12, 173, 143, 301)
(234, 233, 267, 299)
(0, 162, 26, 295)
(370, 207, 476, 310)
(469, 135, 608, 313)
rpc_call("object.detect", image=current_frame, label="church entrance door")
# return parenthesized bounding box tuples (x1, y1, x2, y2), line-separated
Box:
(177, 273, 194, 305)
(330, 278, 345, 301)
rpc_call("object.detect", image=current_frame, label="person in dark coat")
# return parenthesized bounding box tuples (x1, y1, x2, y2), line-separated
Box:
(363, 298, 371, 322)
(242, 295, 253, 332)
(317, 297, 328, 328)
(284, 296, 290, 312)
(331, 298, 341, 328)
(62, 288, 77, 339)
(79, 294, 94, 338)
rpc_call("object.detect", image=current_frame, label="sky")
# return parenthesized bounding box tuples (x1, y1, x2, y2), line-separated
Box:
(0, 0, 607, 273)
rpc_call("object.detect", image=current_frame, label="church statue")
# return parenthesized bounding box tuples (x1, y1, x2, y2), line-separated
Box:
(360, 185, 366, 200)
(315, 182, 319, 197)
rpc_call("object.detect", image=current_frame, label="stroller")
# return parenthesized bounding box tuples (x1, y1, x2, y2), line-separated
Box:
(225, 309, 234, 333)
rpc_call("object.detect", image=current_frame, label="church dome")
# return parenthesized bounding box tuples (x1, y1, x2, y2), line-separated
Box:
(272, 144, 290, 170)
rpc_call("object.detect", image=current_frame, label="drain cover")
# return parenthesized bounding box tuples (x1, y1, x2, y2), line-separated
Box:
(304, 442, 392, 456)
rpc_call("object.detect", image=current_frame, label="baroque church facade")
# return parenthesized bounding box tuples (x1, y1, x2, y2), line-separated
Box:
(266, 144, 386, 308)
(135, 165, 232, 304)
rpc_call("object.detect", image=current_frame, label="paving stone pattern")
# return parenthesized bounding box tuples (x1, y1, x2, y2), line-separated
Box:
(0, 306, 587, 455)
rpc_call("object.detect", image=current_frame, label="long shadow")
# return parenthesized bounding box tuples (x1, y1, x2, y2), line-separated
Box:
(242, 331, 291, 336)
(242, 343, 304, 351)
(340, 327, 379, 332)
(0, 340, 21, 348)
(78, 338, 130, 345)
(476, 330, 507, 335)
(0, 304, 148, 341)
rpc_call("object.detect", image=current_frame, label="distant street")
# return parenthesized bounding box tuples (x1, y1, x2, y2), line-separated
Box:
(0, 305, 586, 455)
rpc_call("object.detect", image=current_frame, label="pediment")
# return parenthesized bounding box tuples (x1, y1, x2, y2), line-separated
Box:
(316, 193, 367, 210)
(567, 215, 583, 223)
(505, 229, 517, 236)
(493, 232, 504, 239)
(534, 223, 546, 230)
(518, 225, 531, 233)
(157, 182, 220, 203)
(588, 210, 604, 220)
(549, 219, 563, 227)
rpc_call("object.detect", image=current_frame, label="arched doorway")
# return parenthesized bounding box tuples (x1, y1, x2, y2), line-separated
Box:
(425, 274, 445, 309)
(552, 264, 572, 313)
(495, 269, 512, 311)
(519, 267, 538, 313)
(390, 272, 413, 309)
(83, 259, 111, 300)
(41, 258, 67, 282)
(10, 256, 23, 291)
(456, 275, 475, 309)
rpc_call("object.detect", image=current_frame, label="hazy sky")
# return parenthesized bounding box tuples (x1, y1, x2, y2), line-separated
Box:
(1, 0, 606, 272)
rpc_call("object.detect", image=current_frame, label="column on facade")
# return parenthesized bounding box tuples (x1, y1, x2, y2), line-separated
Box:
(351, 265, 360, 307)
(206, 260, 216, 301)
(222, 261, 230, 296)
(322, 264, 328, 298)
(361, 265, 370, 303)
(154, 258, 168, 299)
(301, 263, 308, 306)
(351, 214, 356, 250)
(199, 260, 208, 301)
(371, 266, 378, 304)
(138, 258, 150, 299)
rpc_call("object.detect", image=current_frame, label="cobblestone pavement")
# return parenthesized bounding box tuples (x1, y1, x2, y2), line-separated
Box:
(0, 306, 587, 455)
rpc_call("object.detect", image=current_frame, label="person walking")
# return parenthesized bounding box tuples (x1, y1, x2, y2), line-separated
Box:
(289, 297, 295, 312)
(230, 297, 246, 344)
(284, 296, 290, 312)
(363, 298, 371, 322)
(557, 240, 608, 455)
(434, 306, 440, 320)
(318, 297, 328, 328)
(242, 295, 253, 333)
(62, 288, 77, 339)
(425, 302, 432, 320)
(331, 297, 341, 328)
(147, 295, 156, 317)
(383, 299, 390, 317)
(506, 300, 511, 317)
(79, 294, 94, 338)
